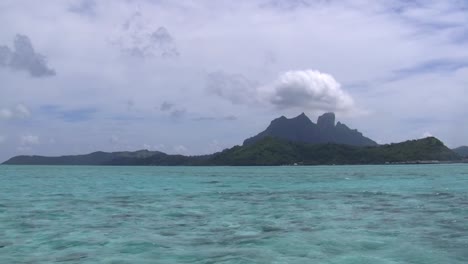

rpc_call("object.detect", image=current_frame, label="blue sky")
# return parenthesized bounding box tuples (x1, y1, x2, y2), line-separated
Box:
(1, 0, 468, 161)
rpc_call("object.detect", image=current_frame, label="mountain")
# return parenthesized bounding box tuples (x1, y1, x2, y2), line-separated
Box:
(243, 112, 378, 147)
(3, 137, 460, 166)
(453, 146, 468, 157)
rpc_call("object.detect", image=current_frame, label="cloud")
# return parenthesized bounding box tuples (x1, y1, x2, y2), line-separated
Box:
(0, 109, 12, 120)
(207, 70, 356, 113)
(380, 1, 468, 43)
(193, 115, 238, 121)
(125, 99, 135, 111)
(68, 0, 96, 16)
(154, 144, 167, 152)
(40, 105, 97, 122)
(0, 34, 55, 77)
(263, 51, 277, 66)
(264, 70, 356, 113)
(113, 12, 179, 58)
(60, 108, 97, 122)
(0, 104, 31, 120)
(160, 101, 174, 111)
(206, 71, 259, 105)
(142, 143, 152, 150)
(169, 109, 186, 119)
(390, 58, 468, 81)
(109, 135, 119, 144)
(422, 132, 433, 138)
(150, 27, 180, 58)
(0, 46, 12, 66)
(158, 101, 185, 119)
(173, 145, 189, 155)
(193, 116, 216, 121)
(262, 0, 311, 10)
(0, 135, 6, 144)
(14, 104, 31, 118)
(223, 115, 237, 121)
(20, 135, 40, 145)
(208, 139, 222, 152)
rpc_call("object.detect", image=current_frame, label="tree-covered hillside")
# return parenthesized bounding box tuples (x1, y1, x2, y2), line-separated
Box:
(453, 146, 468, 158)
(4, 136, 459, 166)
(208, 137, 460, 165)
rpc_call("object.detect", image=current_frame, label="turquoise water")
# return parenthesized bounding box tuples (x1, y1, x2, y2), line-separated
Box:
(0, 165, 467, 263)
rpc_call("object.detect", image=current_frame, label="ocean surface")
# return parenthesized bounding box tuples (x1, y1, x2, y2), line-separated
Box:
(0, 165, 467, 263)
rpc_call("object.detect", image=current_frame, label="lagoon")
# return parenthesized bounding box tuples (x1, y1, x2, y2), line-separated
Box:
(1, 165, 467, 263)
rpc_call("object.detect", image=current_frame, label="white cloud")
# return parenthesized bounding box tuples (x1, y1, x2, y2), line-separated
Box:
(142, 143, 152, 150)
(68, 0, 96, 16)
(0, 108, 13, 119)
(160, 101, 174, 111)
(14, 103, 30, 118)
(152, 144, 167, 152)
(20, 135, 40, 145)
(0, 104, 31, 120)
(207, 139, 224, 153)
(422, 132, 433, 138)
(262, 70, 356, 113)
(17, 146, 32, 153)
(207, 69, 357, 114)
(111, 12, 179, 58)
(173, 145, 189, 155)
(109, 135, 119, 144)
(206, 71, 259, 105)
(19, 134, 40, 152)
(169, 109, 186, 119)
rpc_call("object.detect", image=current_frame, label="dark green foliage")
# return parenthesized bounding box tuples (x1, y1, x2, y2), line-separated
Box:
(3, 150, 163, 166)
(209, 137, 460, 165)
(3, 137, 460, 166)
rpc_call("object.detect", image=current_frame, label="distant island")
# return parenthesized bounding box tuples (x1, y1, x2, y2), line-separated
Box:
(453, 146, 468, 158)
(3, 113, 465, 166)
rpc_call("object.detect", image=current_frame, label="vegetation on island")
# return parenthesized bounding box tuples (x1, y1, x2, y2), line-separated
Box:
(208, 136, 459, 166)
(3, 136, 460, 166)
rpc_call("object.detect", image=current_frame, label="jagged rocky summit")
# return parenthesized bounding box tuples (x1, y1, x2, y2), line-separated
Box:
(243, 112, 378, 147)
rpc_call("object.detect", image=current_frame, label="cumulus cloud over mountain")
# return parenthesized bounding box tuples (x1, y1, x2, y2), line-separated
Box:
(207, 70, 356, 113)
(264, 70, 355, 112)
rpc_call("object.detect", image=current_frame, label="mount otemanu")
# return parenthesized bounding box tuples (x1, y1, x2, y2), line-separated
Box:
(2, 113, 462, 166)
(243, 112, 377, 146)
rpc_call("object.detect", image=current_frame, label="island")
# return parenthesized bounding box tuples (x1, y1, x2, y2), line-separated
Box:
(3, 113, 463, 166)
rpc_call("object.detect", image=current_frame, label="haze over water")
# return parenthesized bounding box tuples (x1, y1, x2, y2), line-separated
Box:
(1, 165, 467, 263)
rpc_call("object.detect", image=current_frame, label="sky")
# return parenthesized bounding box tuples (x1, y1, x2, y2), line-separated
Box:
(1, 0, 468, 161)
